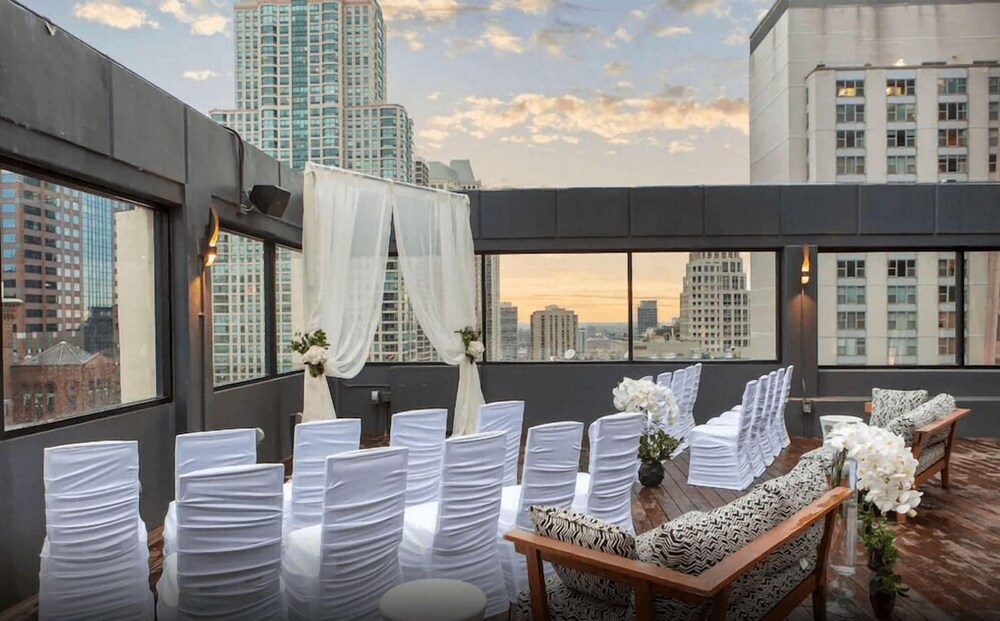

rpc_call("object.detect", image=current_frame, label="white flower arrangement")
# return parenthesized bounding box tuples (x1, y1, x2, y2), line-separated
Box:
(456, 326, 484, 363)
(612, 377, 678, 425)
(290, 330, 330, 378)
(828, 422, 922, 517)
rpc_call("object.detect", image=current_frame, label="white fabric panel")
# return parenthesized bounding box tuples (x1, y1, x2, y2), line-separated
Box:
(655, 372, 672, 388)
(705, 370, 778, 479)
(302, 164, 393, 421)
(399, 432, 508, 617)
(390, 408, 448, 506)
(776, 365, 794, 448)
(665, 367, 688, 440)
(391, 183, 484, 435)
(39, 441, 153, 621)
(477, 400, 525, 487)
(156, 464, 284, 621)
(761, 368, 785, 463)
(163, 428, 257, 557)
(285, 419, 362, 534)
(687, 379, 759, 490)
(282, 447, 409, 621)
(572, 413, 644, 532)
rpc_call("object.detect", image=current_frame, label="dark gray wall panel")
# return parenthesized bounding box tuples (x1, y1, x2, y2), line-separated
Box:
(480, 190, 557, 239)
(859, 185, 936, 235)
(557, 188, 630, 238)
(937, 184, 1000, 234)
(110, 65, 186, 183)
(780, 185, 857, 235)
(630, 187, 704, 237)
(208, 375, 302, 463)
(0, 2, 111, 156)
(185, 110, 239, 205)
(278, 162, 304, 230)
(705, 186, 780, 235)
(467, 191, 481, 239)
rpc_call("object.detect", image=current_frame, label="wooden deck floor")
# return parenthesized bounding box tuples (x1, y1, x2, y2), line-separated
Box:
(3, 437, 998, 620)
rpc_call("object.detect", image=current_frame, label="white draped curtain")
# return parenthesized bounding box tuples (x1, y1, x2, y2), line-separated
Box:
(301, 163, 392, 422)
(392, 184, 484, 435)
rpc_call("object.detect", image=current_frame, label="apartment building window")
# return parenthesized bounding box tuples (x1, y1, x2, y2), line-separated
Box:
(938, 285, 956, 303)
(212, 231, 267, 386)
(887, 129, 916, 148)
(990, 102, 999, 121)
(991, 154, 997, 173)
(888, 337, 918, 358)
(938, 155, 968, 174)
(836, 79, 865, 97)
(837, 285, 866, 304)
(836, 155, 865, 175)
(938, 258, 956, 278)
(887, 311, 917, 331)
(887, 103, 916, 122)
(275, 246, 303, 373)
(937, 77, 967, 95)
(837, 338, 866, 357)
(938, 102, 968, 121)
(989, 128, 998, 148)
(888, 259, 917, 278)
(939, 128, 968, 147)
(836, 130, 865, 149)
(837, 311, 866, 330)
(886, 78, 916, 96)
(938, 337, 956, 356)
(887, 155, 916, 175)
(836, 104, 865, 123)
(837, 259, 865, 278)
(887, 285, 917, 305)
(938, 311, 956, 330)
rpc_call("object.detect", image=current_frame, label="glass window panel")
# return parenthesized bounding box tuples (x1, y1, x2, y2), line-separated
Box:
(818, 252, 958, 366)
(276, 246, 304, 373)
(368, 256, 442, 363)
(212, 231, 267, 385)
(632, 252, 776, 361)
(965, 251, 1000, 365)
(1, 168, 161, 430)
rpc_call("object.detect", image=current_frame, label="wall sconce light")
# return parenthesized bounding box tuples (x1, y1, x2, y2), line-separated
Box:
(800, 244, 811, 286)
(202, 208, 220, 269)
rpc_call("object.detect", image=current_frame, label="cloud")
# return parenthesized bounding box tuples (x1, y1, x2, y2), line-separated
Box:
(182, 69, 221, 81)
(668, 139, 696, 153)
(427, 92, 443, 101)
(660, 0, 726, 15)
(73, 1, 160, 29)
(604, 62, 629, 76)
(723, 29, 747, 47)
(159, 0, 227, 36)
(419, 128, 450, 142)
(531, 133, 580, 145)
(491, 0, 559, 13)
(532, 23, 598, 57)
(382, 0, 474, 23)
(614, 27, 634, 43)
(654, 25, 692, 37)
(390, 29, 425, 50)
(428, 91, 749, 146)
(616, 80, 634, 90)
(446, 23, 526, 56)
(631, 9, 647, 19)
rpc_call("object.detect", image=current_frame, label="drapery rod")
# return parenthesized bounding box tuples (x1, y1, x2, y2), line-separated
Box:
(304, 162, 471, 203)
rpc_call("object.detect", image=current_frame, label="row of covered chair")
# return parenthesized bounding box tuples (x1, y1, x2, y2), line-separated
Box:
(642, 362, 703, 451)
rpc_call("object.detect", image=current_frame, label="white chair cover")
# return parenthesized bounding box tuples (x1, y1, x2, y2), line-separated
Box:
(39, 441, 153, 621)
(775, 365, 794, 449)
(760, 368, 785, 463)
(572, 413, 644, 532)
(156, 464, 284, 621)
(705, 370, 777, 478)
(655, 371, 672, 388)
(687, 379, 760, 490)
(282, 447, 409, 621)
(665, 367, 689, 440)
(390, 408, 448, 506)
(399, 432, 508, 616)
(497, 421, 583, 601)
(284, 419, 362, 534)
(163, 428, 258, 557)
(477, 400, 525, 487)
(639, 375, 653, 382)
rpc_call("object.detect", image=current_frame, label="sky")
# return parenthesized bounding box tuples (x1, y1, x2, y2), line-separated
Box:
(19, 0, 771, 189)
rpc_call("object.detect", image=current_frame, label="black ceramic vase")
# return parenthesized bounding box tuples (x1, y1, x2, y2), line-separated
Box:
(868, 574, 896, 620)
(638, 461, 665, 487)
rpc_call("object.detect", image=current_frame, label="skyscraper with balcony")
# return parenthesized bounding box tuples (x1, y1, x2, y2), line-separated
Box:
(678, 252, 751, 357)
(749, 0, 1000, 365)
(531, 305, 578, 361)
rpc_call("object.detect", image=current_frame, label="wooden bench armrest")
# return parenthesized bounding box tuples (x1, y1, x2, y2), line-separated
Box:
(504, 486, 850, 601)
(864, 401, 872, 415)
(916, 408, 970, 436)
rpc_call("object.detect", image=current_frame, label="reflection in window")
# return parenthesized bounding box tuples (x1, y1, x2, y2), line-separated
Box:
(212, 231, 267, 386)
(818, 252, 957, 366)
(1, 168, 160, 429)
(632, 252, 776, 361)
(965, 251, 1000, 365)
(276, 246, 304, 373)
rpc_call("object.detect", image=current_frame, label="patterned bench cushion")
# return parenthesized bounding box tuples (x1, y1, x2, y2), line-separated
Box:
(885, 393, 955, 446)
(871, 388, 928, 428)
(917, 440, 947, 475)
(529, 506, 637, 606)
(752, 458, 828, 576)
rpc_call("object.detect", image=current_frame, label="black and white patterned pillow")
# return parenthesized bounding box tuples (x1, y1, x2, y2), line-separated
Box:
(529, 505, 637, 607)
(752, 459, 828, 576)
(886, 393, 955, 446)
(871, 388, 928, 428)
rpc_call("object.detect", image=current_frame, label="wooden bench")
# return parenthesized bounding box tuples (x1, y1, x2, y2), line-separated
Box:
(863, 403, 971, 488)
(505, 486, 851, 621)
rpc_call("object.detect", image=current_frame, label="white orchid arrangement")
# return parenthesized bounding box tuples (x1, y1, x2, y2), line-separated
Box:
(290, 330, 330, 378)
(614, 377, 681, 463)
(827, 422, 922, 517)
(456, 326, 484, 363)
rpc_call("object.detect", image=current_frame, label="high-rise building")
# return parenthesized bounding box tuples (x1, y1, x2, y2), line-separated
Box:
(498, 301, 518, 361)
(678, 252, 751, 357)
(531, 305, 578, 361)
(636, 300, 658, 336)
(750, 0, 1000, 365)
(414, 156, 430, 187)
(427, 160, 482, 191)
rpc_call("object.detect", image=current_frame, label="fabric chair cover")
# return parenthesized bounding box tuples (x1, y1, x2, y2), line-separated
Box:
(477, 400, 525, 487)
(705, 370, 779, 478)
(572, 413, 645, 532)
(760, 368, 785, 463)
(774, 365, 794, 449)
(497, 421, 583, 601)
(284, 418, 362, 534)
(655, 372, 672, 388)
(399, 432, 509, 616)
(163, 428, 258, 557)
(687, 379, 760, 490)
(156, 464, 284, 621)
(390, 408, 448, 506)
(665, 367, 688, 440)
(39, 441, 153, 621)
(282, 447, 409, 620)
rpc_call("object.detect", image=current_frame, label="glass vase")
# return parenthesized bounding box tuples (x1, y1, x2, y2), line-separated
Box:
(828, 458, 860, 619)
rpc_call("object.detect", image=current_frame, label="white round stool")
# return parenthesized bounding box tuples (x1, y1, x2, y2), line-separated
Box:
(379, 579, 487, 621)
(820, 415, 863, 441)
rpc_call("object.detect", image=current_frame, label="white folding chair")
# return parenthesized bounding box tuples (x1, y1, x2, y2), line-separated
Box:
(399, 432, 508, 617)
(496, 421, 583, 601)
(687, 378, 760, 490)
(772, 365, 794, 451)
(477, 400, 525, 487)
(571, 412, 645, 532)
(39, 441, 153, 621)
(163, 428, 257, 557)
(665, 366, 689, 442)
(156, 464, 284, 621)
(706, 369, 778, 478)
(283, 419, 362, 535)
(282, 447, 409, 621)
(656, 371, 672, 389)
(639, 375, 653, 382)
(390, 408, 448, 506)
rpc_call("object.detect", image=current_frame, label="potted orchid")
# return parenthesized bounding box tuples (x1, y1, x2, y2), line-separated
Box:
(827, 423, 921, 620)
(290, 330, 330, 378)
(456, 326, 484, 363)
(612, 377, 679, 487)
